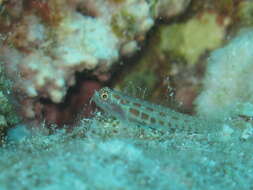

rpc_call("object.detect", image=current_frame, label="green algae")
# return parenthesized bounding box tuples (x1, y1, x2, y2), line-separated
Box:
(109, 0, 126, 3)
(237, 1, 253, 27)
(111, 9, 137, 40)
(159, 12, 228, 65)
(148, 0, 159, 17)
(190, 0, 235, 16)
(114, 34, 171, 102)
(0, 62, 20, 140)
(115, 58, 159, 99)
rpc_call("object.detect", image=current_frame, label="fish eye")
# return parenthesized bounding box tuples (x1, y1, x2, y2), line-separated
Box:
(100, 92, 109, 100)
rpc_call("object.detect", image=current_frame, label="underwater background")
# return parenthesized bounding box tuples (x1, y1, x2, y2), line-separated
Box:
(1, 0, 253, 189)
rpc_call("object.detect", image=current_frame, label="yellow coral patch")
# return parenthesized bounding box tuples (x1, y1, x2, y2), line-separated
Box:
(160, 12, 230, 65)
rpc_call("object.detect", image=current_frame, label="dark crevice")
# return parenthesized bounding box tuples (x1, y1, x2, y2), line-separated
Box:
(39, 71, 101, 126)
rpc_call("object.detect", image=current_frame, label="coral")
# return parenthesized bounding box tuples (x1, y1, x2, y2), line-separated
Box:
(159, 12, 230, 65)
(190, 0, 237, 16)
(2, 13, 119, 103)
(42, 81, 101, 125)
(2, 1, 253, 189)
(0, 0, 183, 119)
(0, 0, 150, 118)
(195, 30, 253, 119)
(114, 11, 230, 113)
(0, 0, 191, 120)
(110, 0, 153, 41)
(152, 0, 191, 19)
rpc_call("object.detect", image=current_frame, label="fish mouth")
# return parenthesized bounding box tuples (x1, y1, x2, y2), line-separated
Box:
(90, 91, 99, 105)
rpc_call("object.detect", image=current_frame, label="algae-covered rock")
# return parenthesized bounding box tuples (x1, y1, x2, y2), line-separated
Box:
(151, 0, 191, 19)
(0, 62, 20, 139)
(159, 12, 230, 65)
(114, 53, 161, 99)
(237, 1, 253, 27)
(114, 32, 170, 102)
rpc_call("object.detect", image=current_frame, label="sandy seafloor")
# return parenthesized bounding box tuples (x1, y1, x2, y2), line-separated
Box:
(0, 114, 252, 190)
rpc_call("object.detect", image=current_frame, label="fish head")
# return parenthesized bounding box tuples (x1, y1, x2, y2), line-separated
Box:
(91, 87, 126, 120)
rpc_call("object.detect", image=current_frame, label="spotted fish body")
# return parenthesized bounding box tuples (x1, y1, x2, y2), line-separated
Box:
(92, 87, 208, 133)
